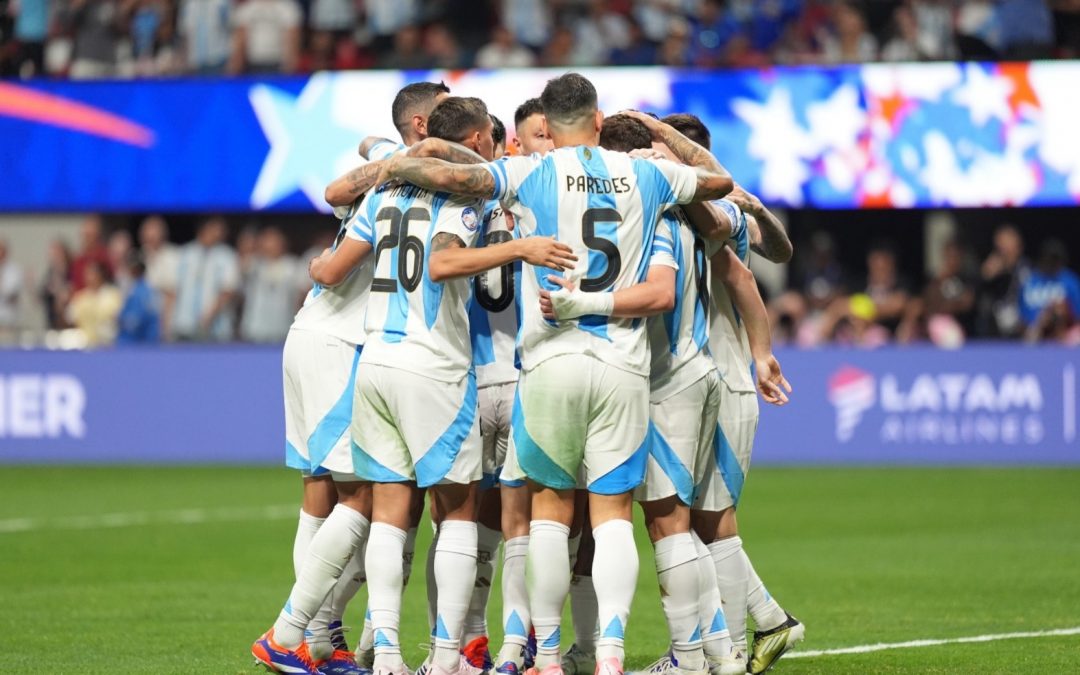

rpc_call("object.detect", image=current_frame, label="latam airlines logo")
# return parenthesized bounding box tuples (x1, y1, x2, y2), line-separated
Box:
(828, 365, 1046, 445)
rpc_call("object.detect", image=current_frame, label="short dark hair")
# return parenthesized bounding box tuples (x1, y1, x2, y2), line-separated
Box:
(599, 114, 652, 153)
(662, 113, 711, 150)
(427, 97, 491, 143)
(490, 114, 506, 149)
(514, 97, 544, 129)
(391, 81, 450, 138)
(541, 73, 598, 128)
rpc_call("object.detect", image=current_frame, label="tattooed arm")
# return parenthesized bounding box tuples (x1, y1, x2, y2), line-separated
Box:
(724, 185, 793, 263)
(324, 159, 387, 207)
(428, 231, 577, 282)
(622, 110, 733, 202)
(406, 137, 486, 165)
(381, 155, 497, 199)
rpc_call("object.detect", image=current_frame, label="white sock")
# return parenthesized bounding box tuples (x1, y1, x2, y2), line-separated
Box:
(366, 522, 408, 669)
(432, 520, 479, 670)
(402, 526, 418, 586)
(743, 550, 786, 632)
(273, 504, 370, 649)
(464, 523, 501, 644)
(567, 531, 582, 571)
(358, 605, 374, 653)
(293, 509, 326, 578)
(654, 533, 705, 670)
(708, 537, 749, 649)
(309, 539, 367, 659)
(591, 519, 638, 665)
(426, 525, 440, 637)
(497, 536, 530, 666)
(568, 575, 598, 653)
(528, 520, 571, 668)
(692, 531, 732, 660)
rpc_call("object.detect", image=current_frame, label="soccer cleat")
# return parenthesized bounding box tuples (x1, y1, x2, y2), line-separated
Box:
(524, 665, 564, 675)
(494, 660, 521, 675)
(252, 629, 326, 674)
(524, 630, 537, 670)
(329, 621, 350, 652)
(356, 647, 375, 670)
(560, 644, 595, 675)
(748, 613, 805, 674)
(593, 656, 624, 675)
(372, 665, 411, 675)
(462, 636, 494, 673)
(321, 650, 372, 675)
(626, 652, 707, 675)
(705, 651, 744, 675)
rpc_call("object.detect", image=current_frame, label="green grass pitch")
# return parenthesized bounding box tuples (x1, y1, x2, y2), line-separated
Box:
(2, 466, 1078, 674)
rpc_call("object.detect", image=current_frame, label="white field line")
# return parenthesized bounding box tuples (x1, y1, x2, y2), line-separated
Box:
(0, 504, 298, 534)
(787, 626, 1080, 659)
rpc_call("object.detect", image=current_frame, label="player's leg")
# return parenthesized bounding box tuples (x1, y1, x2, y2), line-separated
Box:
(495, 420, 532, 675)
(562, 507, 597, 675)
(295, 476, 337, 574)
(582, 362, 652, 675)
(429, 481, 481, 673)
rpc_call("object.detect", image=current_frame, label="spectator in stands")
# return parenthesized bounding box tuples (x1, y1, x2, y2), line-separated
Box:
(977, 224, 1029, 337)
(540, 25, 576, 67)
(137, 215, 176, 334)
(910, 0, 956, 60)
(67, 260, 122, 347)
(881, 4, 927, 62)
(227, 0, 301, 74)
(1020, 238, 1080, 342)
(378, 23, 433, 69)
(476, 25, 536, 69)
(70, 215, 111, 292)
(122, 0, 170, 75)
(424, 22, 466, 70)
(107, 229, 134, 293)
(820, 292, 891, 348)
(998, 0, 1055, 58)
(633, 0, 678, 43)
(171, 216, 240, 342)
(817, 1, 878, 63)
(863, 241, 910, 335)
(689, 0, 737, 66)
(0, 240, 22, 340)
(657, 17, 691, 66)
(772, 230, 846, 347)
(898, 239, 977, 346)
(240, 226, 298, 343)
(13, 0, 50, 77)
(572, 0, 631, 66)
(308, 0, 355, 36)
(40, 240, 72, 331)
(178, 0, 232, 74)
(502, 0, 552, 51)
(366, 0, 419, 54)
(955, 0, 1000, 59)
(58, 0, 124, 78)
(609, 17, 657, 65)
(117, 254, 161, 343)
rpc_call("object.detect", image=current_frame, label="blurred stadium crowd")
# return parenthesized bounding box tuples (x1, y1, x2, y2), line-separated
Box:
(1, 213, 1076, 349)
(2, 0, 1080, 78)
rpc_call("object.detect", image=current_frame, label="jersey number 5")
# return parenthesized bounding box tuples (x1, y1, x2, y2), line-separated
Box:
(581, 208, 622, 292)
(372, 206, 429, 293)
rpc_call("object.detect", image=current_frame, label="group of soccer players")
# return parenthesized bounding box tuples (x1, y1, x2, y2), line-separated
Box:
(251, 72, 804, 675)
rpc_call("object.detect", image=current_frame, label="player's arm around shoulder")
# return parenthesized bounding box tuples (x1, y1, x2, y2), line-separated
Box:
(309, 209, 375, 287)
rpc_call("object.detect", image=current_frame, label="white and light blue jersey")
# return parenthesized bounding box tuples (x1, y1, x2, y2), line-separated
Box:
(707, 199, 755, 394)
(647, 207, 717, 402)
(293, 201, 372, 346)
(346, 182, 485, 382)
(367, 139, 406, 162)
(470, 199, 520, 387)
(485, 146, 699, 376)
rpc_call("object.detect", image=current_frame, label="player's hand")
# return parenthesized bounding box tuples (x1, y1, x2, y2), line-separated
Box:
(371, 157, 396, 189)
(620, 110, 665, 139)
(724, 184, 763, 216)
(539, 275, 576, 321)
(754, 354, 792, 406)
(628, 148, 666, 161)
(518, 237, 577, 272)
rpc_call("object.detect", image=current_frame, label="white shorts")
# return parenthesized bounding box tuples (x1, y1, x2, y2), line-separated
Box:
(509, 353, 649, 494)
(479, 381, 516, 489)
(283, 329, 362, 478)
(351, 363, 482, 488)
(694, 387, 759, 512)
(635, 370, 722, 505)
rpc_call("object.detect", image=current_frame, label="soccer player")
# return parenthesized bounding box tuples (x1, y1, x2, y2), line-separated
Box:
(252, 201, 380, 675)
(373, 72, 734, 675)
(659, 115, 804, 674)
(309, 96, 576, 675)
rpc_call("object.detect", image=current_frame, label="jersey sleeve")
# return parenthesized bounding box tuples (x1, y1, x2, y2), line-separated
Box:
(345, 196, 377, 245)
(434, 197, 485, 248)
(367, 140, 405, 162)
(704, 199, 749, 259)
(649, 215, 679, 270)
(484, 154, 542, 203)
(649, 158, 699, 206)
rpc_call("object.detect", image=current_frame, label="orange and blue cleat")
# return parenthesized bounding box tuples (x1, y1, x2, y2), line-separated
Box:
(321, 649, 371, 675)
(252, 628, 326, 674)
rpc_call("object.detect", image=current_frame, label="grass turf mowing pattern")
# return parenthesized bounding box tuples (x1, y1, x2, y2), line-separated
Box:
(1, 467, 1078, 674)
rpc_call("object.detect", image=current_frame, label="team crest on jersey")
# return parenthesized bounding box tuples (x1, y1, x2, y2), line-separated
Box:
(461, 207, 479, 231)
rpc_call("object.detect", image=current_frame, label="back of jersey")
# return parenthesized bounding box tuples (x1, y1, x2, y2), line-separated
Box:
(707, 200, 755, 393)
(292, 203, 372, 346)
(490, 146, 697, 376)
(470, 199, 520, 388)
(347, 182, 484, 383)
(647, 207, 715, 401)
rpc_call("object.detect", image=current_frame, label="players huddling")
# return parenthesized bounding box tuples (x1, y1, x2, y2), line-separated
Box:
(253, 73, 804, 675)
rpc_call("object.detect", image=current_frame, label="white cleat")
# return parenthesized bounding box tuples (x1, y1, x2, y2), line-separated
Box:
(627, 653, 707, 675)
(706, 650, 745, 675)
(593, 657, 626, 675)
